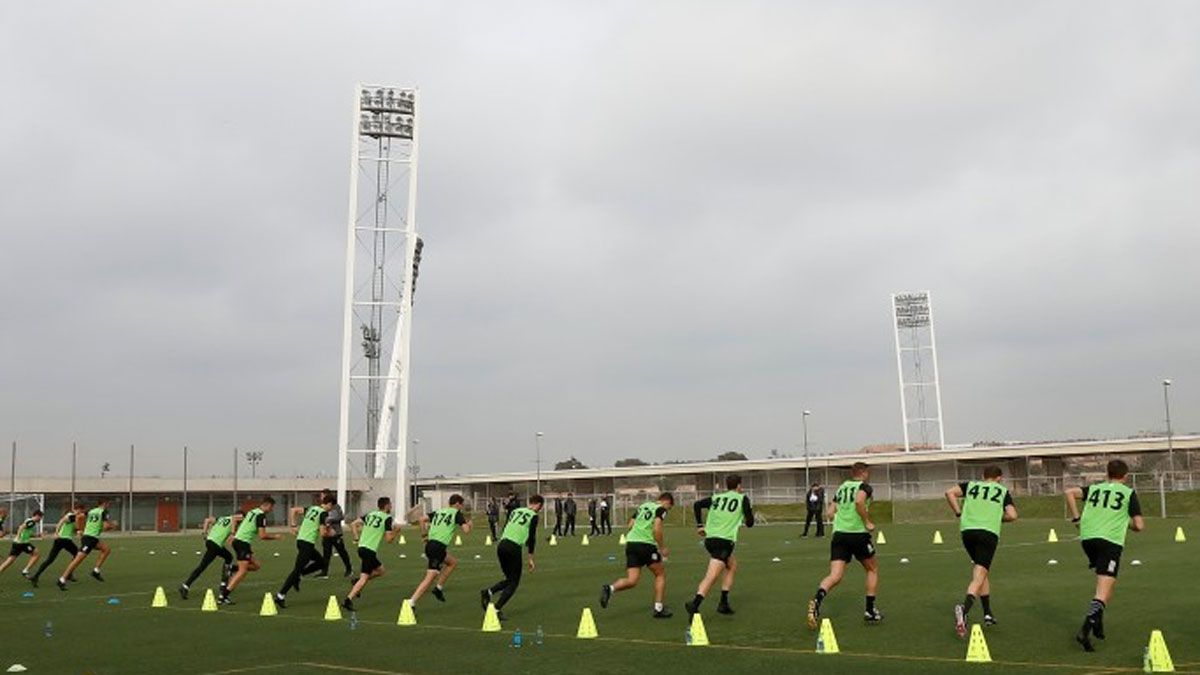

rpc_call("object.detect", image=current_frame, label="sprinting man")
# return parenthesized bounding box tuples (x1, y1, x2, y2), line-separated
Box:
(807, 462, 881, 628)
(56, 497, 117, 590)
(342, 496, 401, 611)
(480, 494, 543, 620)
(600, 492, 675, 618)
(273, 493, 334, 608)
(945, 465, 1018, 636)
(685, 475, 754, 618)
(409, 494, 471, 606)
(29, 503, 85, 587)
(1066, 459, 1144, 652)
(179, 511, 243, 600)
(0, 507, 8, 538)
(0, 511, 43, 578)
(320, 491, 353, 578)
(220, 497, 281, 605)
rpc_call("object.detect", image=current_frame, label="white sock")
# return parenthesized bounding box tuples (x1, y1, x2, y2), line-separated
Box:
(182, 583, 189, 589)
(655, 602, 664, 612)
(93, 567, 101, 574)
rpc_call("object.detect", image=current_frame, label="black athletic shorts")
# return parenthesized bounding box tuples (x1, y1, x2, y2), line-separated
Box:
(232, 539, 254, 562)
(80, 535, 101, 554)
(625, 542, 662, 568)
(830, 532, 875, 562)
(1082, 538, 1123, 578)
(8, 542, 34, 557)
(358, 546, 382, 575)
(961, 529, 999, 569)
(425, 540, 449, 570)
(704, 537, 735, 563)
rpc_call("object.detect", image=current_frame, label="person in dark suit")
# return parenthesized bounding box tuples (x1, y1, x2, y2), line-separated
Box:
(552, 497, 564, 536)
(587, 498, 599, 536)
(802, 483, 826, 537)
(486, 498, 500, 541)
(503, 492, 519, 523)
(563, 493, 577, 535)
(599, 496, 612, 535)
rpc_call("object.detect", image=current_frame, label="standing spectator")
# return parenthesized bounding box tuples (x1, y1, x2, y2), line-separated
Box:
(802, 483, 826, 538)
(553, 497, 564, 537)
(588, 498, 599, 536)
(599, 496, 612, 535)
(486, 498, 500, 542)
(564, 493, 577, 536)
(503, 492, 519, 523)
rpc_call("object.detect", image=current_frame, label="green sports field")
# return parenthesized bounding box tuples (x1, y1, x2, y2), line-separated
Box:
(2, 518, 1196, 674)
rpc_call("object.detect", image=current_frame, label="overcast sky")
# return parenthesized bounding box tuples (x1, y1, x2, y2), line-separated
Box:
(2, 2, 1197, 480)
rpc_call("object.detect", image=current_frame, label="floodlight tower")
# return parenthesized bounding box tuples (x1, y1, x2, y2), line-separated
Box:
(891, 291, 946, 452)
(336, 84, 423, 513)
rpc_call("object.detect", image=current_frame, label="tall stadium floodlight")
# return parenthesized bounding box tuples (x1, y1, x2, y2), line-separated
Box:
(336, 85, 423, 512)
(891, 291, 946, 452)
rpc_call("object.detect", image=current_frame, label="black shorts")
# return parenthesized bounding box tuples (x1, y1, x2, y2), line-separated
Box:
(8, 542, 35, 557)
(830, 532, 875, 562)
(358, 546, 382, 574)
(961, 529, 999, 569)
(624, 542, 662, 568)
(80, 535, 101, 554)
(704, 537, 735, 563)
(232, 540, 254, 562)
(425, 541, 449, 570)
(1082, 538, 1123, 578)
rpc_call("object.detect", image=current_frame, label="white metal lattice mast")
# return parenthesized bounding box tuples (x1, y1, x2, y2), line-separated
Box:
(337, 84, 422, 512)
(891, 291, 946, 452)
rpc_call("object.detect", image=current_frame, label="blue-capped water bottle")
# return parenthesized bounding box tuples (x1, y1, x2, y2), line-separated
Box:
(535, 625, 544, 646)
(511, 628, 523, 649)
(44, 620, 53, 639)
(349, 611, 359, 631)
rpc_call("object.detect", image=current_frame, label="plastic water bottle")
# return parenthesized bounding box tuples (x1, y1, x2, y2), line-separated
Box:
(43, 620, 53, 638)
(511, 628, 523, 649)
(349, 612, 358, 631)
(685, 627, 692, 645)
(535, 625, 544, 646)
(817, 635, 825, 653)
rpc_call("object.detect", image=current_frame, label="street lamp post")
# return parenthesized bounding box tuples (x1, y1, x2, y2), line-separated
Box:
(535, 432, 544, 495)
(802, 410, 812, 486)
(245, 451, 264, 479)
(1163, 379, 1175, 478)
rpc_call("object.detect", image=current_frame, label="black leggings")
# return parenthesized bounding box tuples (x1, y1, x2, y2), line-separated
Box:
(279, 541, 324, 596)
(487, 541, 524, 609)
(31, 538, 78, 580)
(321, 535, 352, 575)
(184, 540, 233, 587)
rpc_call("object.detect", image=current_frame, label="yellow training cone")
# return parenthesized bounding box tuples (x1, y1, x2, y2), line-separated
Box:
(581, 534, 590, 546)
(688, 613, 709, 646)
(576, 607, 598, 639)
(397, 599, 417, 626)
(485, 535, 493, 546)
(323, 595, 342, 621)
(1145, 630, 1174, 672)
(618, 534, 627, 545)
(259, 592, 278, 616)
(398, 534, 407, 545)
(151, 586, 168, 608)
(482, 603, 502, 632)
(1048, 528, 1058, 543)
(454, 535, 463, 546)
(817, 618, 839, 654)
(1174, 526, 1186, 543)
(965, 624, 991, 662)
(933, 530, 944, 545)
(876, 531, 887, 545)
(201, 589, 218, 612)
(549, 534, 558, 546)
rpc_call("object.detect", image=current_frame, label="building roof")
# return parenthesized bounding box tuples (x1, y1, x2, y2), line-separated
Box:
(415, 436, 1198, 487)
